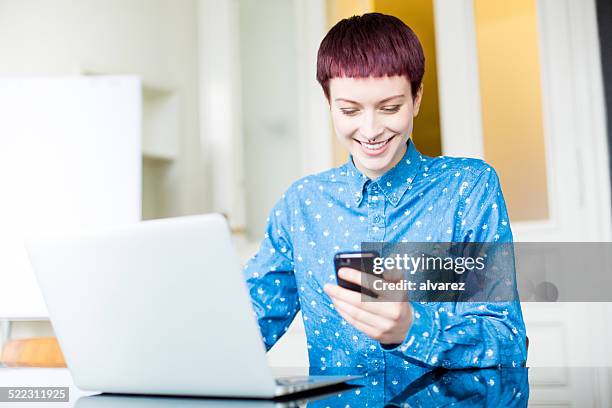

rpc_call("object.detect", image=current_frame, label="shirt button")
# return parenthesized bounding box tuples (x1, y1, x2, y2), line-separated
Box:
(373, 215, 381, 223)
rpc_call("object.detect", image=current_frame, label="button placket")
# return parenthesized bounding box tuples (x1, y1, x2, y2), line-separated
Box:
(368, 183, 385, 241)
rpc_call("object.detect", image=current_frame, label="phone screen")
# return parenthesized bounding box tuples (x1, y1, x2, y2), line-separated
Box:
(333, 251, 380, 298)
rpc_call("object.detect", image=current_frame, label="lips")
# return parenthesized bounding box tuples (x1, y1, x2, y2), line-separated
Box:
(354, 135, 396, 156)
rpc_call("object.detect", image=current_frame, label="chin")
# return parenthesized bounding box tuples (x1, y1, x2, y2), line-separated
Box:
(358, 156, 392, 170)
(352, 153, 396, 176)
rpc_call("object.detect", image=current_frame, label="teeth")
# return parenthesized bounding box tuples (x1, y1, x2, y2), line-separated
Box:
(361, 140, 387, 150)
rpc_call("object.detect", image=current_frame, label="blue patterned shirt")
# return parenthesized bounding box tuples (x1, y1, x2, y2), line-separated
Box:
(242, 138, 527, 373)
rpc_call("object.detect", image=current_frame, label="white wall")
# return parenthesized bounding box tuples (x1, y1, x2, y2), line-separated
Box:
(238, 0, 302, 240)
(0, 0, 206, 340)
(0, 0, 206, 217)
(0, 1, 320, 367)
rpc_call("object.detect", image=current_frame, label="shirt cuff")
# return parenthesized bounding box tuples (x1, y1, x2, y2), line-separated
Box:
(379, 302, 437, 364)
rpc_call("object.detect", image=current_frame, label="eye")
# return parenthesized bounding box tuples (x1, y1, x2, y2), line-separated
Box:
(380, 105, 401, 113)
(340, 108, 359, 116)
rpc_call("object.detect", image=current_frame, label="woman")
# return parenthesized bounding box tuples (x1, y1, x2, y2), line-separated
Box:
(242, 12, 527, 374)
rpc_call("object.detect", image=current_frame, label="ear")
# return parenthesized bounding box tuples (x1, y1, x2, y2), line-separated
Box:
(412, 83, 424, 117)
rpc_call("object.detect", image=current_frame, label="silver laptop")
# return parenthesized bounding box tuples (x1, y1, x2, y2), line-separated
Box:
(75, 387, 345, 407)
(25, 214, 359, 398)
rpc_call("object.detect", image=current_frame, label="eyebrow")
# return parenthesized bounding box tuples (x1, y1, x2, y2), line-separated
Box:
(334, 94, 405, 105)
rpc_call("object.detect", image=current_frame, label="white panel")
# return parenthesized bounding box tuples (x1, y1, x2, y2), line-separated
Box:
(527, 323, 569, 376)
(433, 0, 484, 159)
(198, 0, 246, 230)
(0, 76, 141, 318)
(142, 87, 179, 161)
(294, 0, 333, 175)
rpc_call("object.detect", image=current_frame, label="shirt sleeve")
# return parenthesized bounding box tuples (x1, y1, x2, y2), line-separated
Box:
(242, 190, 301, 352)
(381, 165, 528, 368)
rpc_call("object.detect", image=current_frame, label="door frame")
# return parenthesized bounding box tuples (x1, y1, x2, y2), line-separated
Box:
(294, 0, 334, 176)
(198, 0, 333, 232)
(434, 0, 611, 242)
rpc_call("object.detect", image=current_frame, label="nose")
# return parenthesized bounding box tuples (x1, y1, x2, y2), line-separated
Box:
(359, 110, 384, 141)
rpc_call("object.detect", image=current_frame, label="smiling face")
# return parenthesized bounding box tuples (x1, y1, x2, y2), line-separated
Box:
(329, 75, 423, 180)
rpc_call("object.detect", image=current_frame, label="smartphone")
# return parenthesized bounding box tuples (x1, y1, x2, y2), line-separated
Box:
(334, 251, 380, 298)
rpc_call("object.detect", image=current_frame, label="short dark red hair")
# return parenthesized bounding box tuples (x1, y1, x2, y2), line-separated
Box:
(317, 12, 425, 101)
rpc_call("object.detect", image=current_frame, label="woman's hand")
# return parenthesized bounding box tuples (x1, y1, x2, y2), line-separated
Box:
(323, 267, 413, 345)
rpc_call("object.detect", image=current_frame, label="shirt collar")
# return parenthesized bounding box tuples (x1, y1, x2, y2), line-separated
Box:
(343, 137, 423, 207)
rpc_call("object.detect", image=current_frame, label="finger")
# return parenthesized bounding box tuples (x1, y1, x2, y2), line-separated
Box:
(382, 267, 405, 283)
(378, 269, 410, 302)
(332, 299, 383, 340)
(333, 297, 392, 329)
(325, 283, 403, 319)
(337, 267, 386, 297)
(325, 281, 377, 305)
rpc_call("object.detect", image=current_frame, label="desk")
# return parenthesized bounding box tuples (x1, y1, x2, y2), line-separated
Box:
(0, 366, 610, 407)
(0, 367, 94, 407)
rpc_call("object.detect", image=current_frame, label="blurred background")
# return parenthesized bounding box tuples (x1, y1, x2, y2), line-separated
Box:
(0, 0, 611, 403)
